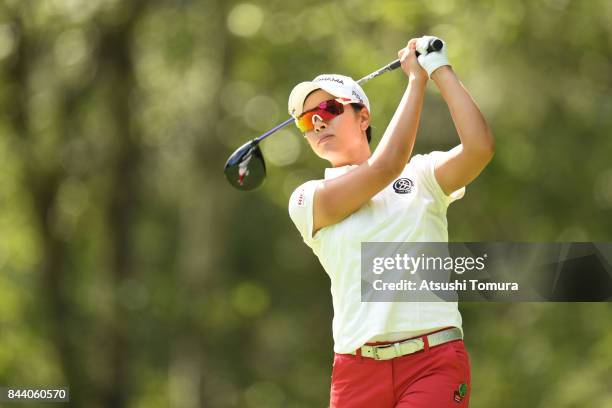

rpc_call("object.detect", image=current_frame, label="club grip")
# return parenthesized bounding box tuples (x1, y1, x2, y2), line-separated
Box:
(416, 38, 443, 57)
(389, 59, 402, 70)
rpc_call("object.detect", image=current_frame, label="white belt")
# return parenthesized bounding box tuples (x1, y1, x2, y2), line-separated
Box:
(350, 327, 463, 361)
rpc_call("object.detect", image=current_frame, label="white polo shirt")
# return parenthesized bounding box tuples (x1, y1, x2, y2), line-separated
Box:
(288, 151, 466, 354)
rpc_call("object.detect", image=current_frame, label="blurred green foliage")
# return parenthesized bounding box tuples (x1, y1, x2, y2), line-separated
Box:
(0, 0, 611, 407)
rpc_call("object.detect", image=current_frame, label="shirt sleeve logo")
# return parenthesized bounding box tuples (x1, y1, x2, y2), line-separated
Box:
(296, 189, 306, 207)
(392, 178, 414, 194)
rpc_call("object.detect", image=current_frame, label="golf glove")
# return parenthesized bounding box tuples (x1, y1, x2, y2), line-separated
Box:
(416, 36, 450, 78)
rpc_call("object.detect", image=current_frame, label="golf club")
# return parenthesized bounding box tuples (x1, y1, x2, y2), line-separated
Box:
(224, 38, 443, 191)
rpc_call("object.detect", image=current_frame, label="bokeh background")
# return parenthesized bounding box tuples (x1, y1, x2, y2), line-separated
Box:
(1, 0, 611, 407)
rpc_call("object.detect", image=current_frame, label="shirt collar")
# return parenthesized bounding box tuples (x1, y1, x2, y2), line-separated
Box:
(324, 164, 359, 180)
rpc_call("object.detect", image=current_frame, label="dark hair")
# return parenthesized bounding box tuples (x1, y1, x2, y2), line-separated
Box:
(351, 103, 372, 144)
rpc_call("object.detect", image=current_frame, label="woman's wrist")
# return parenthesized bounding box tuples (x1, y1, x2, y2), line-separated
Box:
(408, 75, 428, 88)
(431, 65, 454, 83)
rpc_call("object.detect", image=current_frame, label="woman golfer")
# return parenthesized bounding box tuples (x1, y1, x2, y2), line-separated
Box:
(287, 36, 494, 407)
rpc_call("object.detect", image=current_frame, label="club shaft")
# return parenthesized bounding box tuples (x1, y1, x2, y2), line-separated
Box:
(356, 59, 402, 85)
(253, 117, 295, 143)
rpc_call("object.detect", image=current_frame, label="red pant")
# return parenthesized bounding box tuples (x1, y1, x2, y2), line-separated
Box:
(330, 330, 471, 407)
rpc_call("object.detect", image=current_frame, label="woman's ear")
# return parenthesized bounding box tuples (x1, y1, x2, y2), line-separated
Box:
(359, 108, 370, 132)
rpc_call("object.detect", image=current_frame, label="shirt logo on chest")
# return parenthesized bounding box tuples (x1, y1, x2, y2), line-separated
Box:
(393, 178, 414, 194)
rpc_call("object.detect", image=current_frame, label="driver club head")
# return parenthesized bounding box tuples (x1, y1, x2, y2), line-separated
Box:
(224, 140, 266, 191)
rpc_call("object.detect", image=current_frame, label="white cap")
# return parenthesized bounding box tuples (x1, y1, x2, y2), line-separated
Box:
(288, 74, 371, 118)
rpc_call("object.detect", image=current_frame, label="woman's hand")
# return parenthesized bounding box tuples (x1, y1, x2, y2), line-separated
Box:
(398, 39, 428, 82)
(416, 36, 451, 78)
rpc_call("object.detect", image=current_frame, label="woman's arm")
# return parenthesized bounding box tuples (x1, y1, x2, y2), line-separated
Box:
(430, 66, 495, 195)
(312, 39, 426, 233)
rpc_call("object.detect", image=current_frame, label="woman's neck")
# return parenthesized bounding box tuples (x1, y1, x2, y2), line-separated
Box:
(331, 144, 372, 167)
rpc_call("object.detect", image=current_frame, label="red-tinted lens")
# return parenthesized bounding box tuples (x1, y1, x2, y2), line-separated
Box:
(296, 99, 345, 133)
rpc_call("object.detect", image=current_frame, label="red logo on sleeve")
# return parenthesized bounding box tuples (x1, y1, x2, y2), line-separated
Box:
(296, 189, 305, 207)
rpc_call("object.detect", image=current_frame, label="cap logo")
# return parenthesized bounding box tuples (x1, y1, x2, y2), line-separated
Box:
(352, 90, 363, 103)
(315, 76, 344, 85)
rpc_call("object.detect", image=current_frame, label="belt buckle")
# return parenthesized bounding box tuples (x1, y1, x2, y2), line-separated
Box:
(372, 345, 384, 360)
(371, 338, 424, 360)
(372, 343, 398, 360)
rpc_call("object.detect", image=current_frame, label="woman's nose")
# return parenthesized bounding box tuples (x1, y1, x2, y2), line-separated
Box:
(312, 114, 327, 133)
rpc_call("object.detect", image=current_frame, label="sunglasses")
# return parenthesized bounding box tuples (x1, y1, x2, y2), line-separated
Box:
(295, 98, 362, 133)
